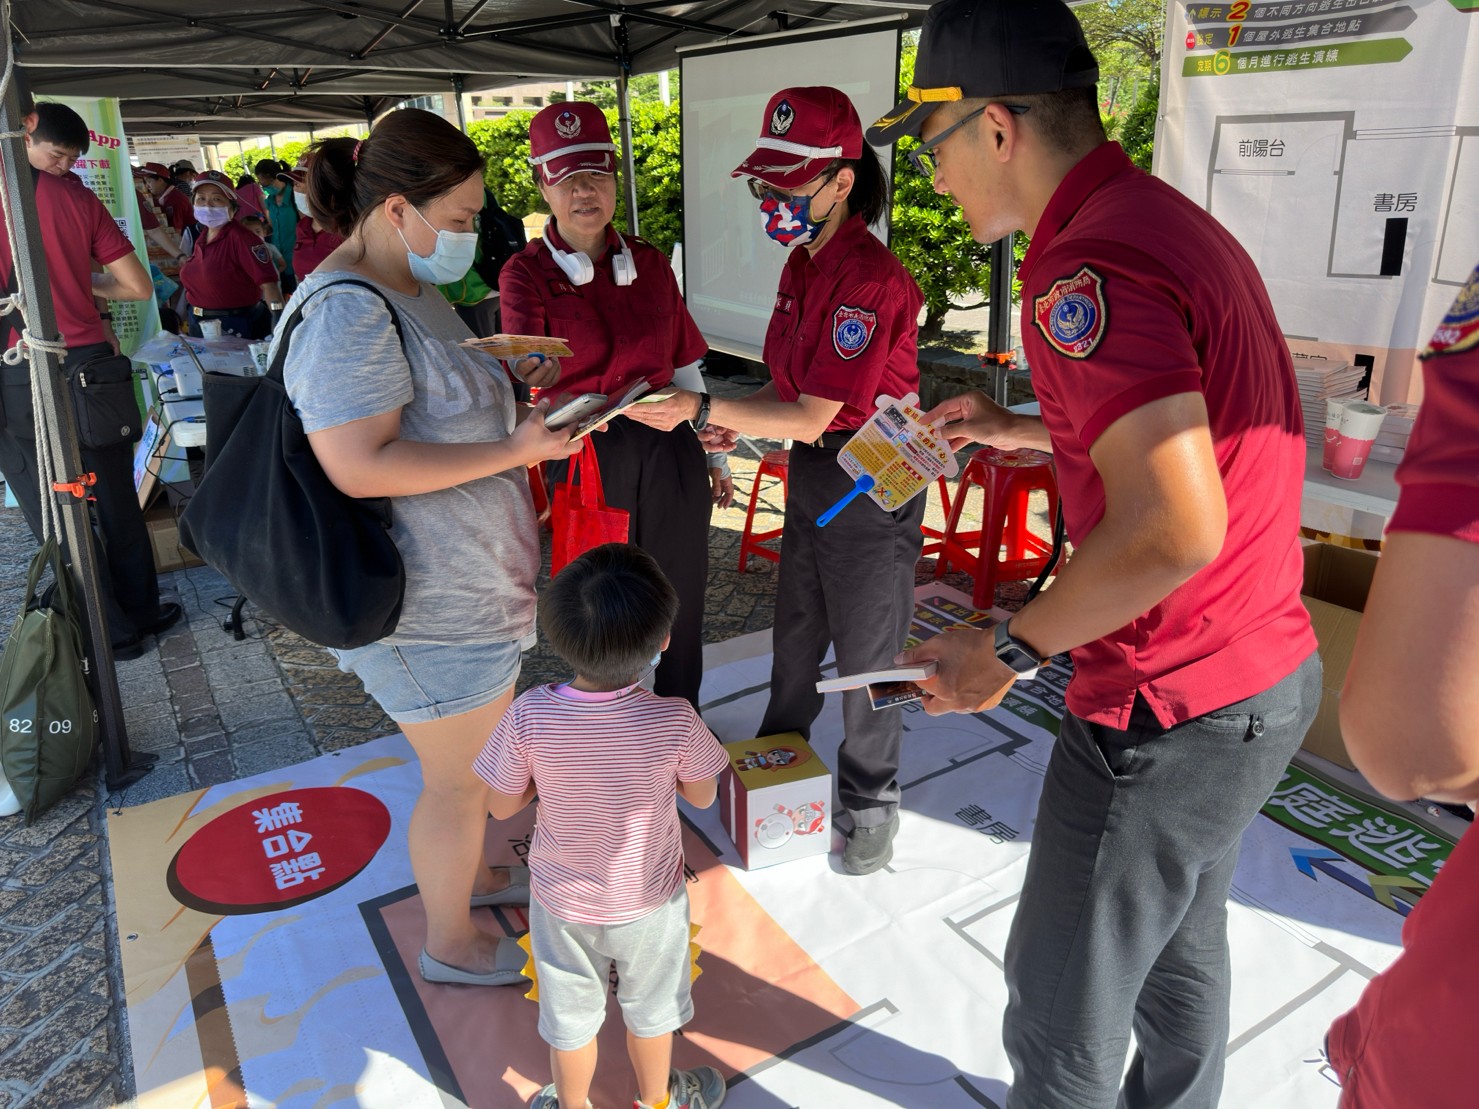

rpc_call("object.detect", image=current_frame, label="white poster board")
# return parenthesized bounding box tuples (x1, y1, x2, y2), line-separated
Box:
(1155, 0, 1479, 404)
(679, 23, 903, 361)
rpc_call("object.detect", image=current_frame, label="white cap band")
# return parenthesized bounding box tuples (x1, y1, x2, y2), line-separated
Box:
(529, 142, 617, 166)
(753, 136, 845, 159)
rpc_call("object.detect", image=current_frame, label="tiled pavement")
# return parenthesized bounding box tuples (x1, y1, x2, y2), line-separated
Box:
(0, 373, 1036, 1107)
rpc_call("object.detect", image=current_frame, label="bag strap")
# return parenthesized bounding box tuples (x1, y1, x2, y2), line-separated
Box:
(20, 537, 71, 614)
(577, 438, 606, 509)
(265, 277, 406, 385)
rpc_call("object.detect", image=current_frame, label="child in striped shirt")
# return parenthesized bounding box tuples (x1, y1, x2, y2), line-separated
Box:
(475, 543, 729, 1109)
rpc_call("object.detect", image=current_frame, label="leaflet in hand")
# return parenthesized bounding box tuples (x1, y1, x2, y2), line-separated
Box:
(816, 661, 938, 710)
(461, 334, 573, 360)
(567, 378, 654, 440)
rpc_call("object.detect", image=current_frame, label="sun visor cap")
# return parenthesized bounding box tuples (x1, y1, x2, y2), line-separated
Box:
(528, 102, 617, 186)
(731, 86, 864, 191)
(867, 0, 1099, 145)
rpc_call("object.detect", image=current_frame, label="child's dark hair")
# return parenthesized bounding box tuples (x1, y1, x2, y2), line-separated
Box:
(307, 109, 485, 241)
(32, 102, 90, 155)
(539, 543, 678, 690)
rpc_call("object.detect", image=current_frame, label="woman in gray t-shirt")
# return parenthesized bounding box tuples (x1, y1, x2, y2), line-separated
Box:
(288, 110, 580, 988)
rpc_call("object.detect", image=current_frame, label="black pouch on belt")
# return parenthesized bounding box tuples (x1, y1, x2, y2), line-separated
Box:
(66, 352, 143, 449)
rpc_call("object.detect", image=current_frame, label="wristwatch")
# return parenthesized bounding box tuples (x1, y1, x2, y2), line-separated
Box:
(690, 391, 711, 432)
(993, 619, 1043, 677)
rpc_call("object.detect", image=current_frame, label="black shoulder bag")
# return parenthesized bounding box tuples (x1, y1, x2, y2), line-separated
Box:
(178, 279, 406, 649)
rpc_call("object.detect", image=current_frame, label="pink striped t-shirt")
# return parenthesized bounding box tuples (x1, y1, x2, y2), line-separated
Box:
(474, 683, 728, 925)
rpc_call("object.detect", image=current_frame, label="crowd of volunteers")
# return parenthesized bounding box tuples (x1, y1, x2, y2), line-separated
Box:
(2, 1, 1473, 1107)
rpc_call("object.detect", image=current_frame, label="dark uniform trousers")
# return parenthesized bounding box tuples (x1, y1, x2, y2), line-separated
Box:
(551, 417, 711, 707)
(758, 442, 925, 829)
(184, 302, 270, 341)
(1001, 651, 1320, 1109)
(0, 341, 161, 645)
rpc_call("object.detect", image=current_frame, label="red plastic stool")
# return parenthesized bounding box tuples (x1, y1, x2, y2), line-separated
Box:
(738, 449, 791, 571)
(919, 475, 954, 560)
(934, 448, 1059, 610)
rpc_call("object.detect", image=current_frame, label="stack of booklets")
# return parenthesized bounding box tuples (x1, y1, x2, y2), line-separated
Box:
(1369, 403, 1419, 465)
(1291, 353, 1366, 448)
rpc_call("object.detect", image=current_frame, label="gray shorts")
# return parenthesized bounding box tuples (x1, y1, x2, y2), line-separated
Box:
(529, 885, 694, 1050)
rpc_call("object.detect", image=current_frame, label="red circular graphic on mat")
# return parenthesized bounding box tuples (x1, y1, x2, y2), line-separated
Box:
(167, 787, 391, 915)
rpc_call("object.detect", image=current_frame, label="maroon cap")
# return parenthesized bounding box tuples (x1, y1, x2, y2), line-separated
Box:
(132, 161, 171, 179)
(732, 87, 864, 191)
(528, 102, 615, 186)
(190, 169, 239, 204)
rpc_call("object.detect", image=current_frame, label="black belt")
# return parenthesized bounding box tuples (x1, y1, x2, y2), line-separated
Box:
(192, 304, 258, 318)
(807, 431, 854, 450)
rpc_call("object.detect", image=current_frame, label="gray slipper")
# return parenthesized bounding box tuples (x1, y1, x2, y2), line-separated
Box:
(418, 938, 530, 987)
(470, 865, 531, 907)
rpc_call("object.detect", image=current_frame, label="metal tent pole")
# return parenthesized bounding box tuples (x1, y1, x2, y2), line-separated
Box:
(0, 78, 147, 789)
(452, 74, 467, 131)
(613, 17, 640, 237)
(987, 232, 1015, 404)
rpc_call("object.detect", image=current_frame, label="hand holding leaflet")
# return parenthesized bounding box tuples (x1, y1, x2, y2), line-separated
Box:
(816, 660, 938, 710)
(816, 393, 959, 526)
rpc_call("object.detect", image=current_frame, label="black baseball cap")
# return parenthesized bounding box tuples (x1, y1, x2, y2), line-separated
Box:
(867, 0, 1099, 144)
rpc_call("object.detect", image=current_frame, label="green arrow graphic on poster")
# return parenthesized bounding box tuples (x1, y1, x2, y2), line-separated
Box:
(1181, 37, 1414, 77)
(51, 96, 161, 359)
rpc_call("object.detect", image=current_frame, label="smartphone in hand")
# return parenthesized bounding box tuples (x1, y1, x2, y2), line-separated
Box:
(544, 393, 608, 430)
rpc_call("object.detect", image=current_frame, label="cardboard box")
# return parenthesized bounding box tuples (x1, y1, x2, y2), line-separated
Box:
(719, 732, 832, 870)
(1300, 543, 1380, 769)
(145, 507, 204, 573)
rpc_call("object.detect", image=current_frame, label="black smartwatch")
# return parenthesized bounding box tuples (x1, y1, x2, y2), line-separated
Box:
(690, 391, 711, 432)
(994, 619, 1043, 677)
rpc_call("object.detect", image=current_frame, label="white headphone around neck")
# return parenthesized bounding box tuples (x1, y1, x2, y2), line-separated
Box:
(542, 217, 637, 287)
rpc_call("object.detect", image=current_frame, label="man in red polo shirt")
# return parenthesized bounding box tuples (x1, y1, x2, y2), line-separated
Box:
(1, 102, 181, 659)
(869, 2, 1319, 1106)
(133, 160, 191, 233)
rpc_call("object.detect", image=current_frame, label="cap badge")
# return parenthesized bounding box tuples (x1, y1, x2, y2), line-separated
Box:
(555, 111, 582, 140)
(1033, 266, 1107, 360)
(769, 99, 795, 137)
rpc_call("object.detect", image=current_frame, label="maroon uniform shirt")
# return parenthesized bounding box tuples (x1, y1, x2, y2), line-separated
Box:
(1019, 141, 1315, 728)
(499, 226, 707, 398)
(0, 168, 134, 348)
(155, 184, 192, 232)
(293, 215, 343, 278)
(179, 219, 277, 309)
(1326, 264, 1479, 1107)
(762, 214, 923, 433)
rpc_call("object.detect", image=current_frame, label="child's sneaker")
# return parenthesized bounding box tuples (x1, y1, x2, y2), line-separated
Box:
(529, 1085, 592, 1109)
(634, 1066, 727, 1109)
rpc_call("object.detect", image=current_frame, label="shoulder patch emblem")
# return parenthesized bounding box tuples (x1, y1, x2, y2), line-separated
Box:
(1033, 266, 1107, 359)
(832, 305, 877, 360)
(1421, 263, 1479, 359)
(250, 243, 271, 265)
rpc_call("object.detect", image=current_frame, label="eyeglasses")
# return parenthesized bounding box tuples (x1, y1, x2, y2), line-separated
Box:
(746, 164, 840, 204)
(908, 103, 1029, 178)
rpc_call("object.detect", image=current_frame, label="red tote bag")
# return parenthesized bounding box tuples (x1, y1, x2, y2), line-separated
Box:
(550, 438, 630, 577)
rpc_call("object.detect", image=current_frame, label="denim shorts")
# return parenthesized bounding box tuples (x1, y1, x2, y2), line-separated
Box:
(331, 637, 529, 725)
(529, 885, 694, 1050)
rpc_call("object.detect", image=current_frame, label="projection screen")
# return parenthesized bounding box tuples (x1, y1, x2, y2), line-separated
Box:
(679, 22, 904, 361)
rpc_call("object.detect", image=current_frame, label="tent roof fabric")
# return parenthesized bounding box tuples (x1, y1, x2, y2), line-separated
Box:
(16, 0, 927, 140)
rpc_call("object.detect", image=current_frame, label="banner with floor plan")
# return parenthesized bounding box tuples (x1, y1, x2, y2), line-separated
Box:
(1156, 0, 1479, 406)
(108, 586, 1460, 1107)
